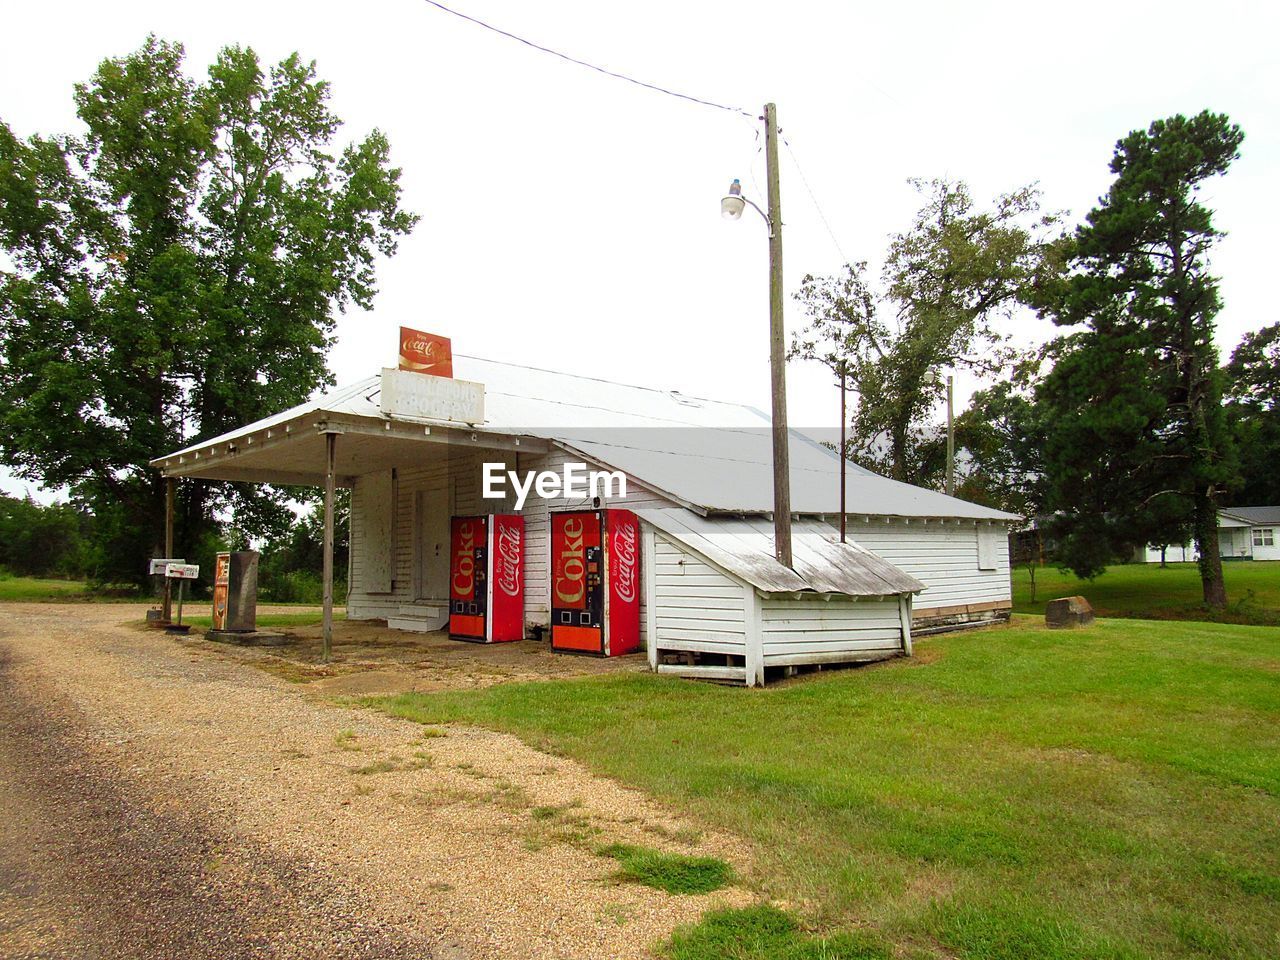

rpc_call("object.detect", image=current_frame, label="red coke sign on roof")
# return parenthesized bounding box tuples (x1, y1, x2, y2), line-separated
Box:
(399, 327, 453, 378)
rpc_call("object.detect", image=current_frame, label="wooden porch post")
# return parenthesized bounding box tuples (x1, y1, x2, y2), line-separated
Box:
(898, 593, 914, 657)
(162, 477, 175, 622)
(322, 432, 336, 663)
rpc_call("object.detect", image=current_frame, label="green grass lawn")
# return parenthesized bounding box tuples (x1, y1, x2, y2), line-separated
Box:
(0, 576, 92, 601)
(178, 610, 341, 629)
(374, 617, 1280, 960)
(1013, 561, 1280, 626)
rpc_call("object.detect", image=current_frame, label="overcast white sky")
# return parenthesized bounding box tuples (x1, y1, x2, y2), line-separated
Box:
(2, 1, 1278, 501)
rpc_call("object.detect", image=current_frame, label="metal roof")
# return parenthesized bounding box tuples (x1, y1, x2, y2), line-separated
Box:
(1221, 506, 1280, 526)
(153, 356, 1017, 522)
(636, 509, 924, 597)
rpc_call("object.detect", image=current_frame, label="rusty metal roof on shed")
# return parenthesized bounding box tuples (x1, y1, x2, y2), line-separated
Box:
(636, 508, 924, 597)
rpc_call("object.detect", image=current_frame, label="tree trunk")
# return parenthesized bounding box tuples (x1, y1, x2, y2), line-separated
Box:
(890, 427, 908, 483)
(1193, 487, 1228, 608)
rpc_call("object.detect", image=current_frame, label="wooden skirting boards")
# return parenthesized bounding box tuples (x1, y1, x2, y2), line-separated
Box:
(913, 600, 1012, 622)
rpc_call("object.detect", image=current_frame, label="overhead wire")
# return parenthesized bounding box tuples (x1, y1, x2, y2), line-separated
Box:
(418, 0, 854, 267)
(735, 113, 767, 212)
(419, 0, 754, 120)
(783, 135, 850, 266)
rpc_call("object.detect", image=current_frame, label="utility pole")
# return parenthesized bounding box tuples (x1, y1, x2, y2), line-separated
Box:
(163, 477, 175, 622)
(764, 102, 793, 568)
(945, 374, 955, 498)
(838, 360, 847, 544)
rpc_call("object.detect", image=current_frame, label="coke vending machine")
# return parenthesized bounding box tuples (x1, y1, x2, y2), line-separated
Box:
(449, 514, 525, 643)
(550, 509, 640, 656)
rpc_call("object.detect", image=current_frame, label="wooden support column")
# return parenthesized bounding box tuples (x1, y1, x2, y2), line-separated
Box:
(322, 432, 337, 663)
(744, 584, 764, 688)
(642, 526, 658, 672)
(162, 477, 175, 622)
(898, 593, 914, 657)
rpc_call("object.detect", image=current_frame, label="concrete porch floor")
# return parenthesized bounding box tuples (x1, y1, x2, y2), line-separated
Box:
(177, 611, 648, 698)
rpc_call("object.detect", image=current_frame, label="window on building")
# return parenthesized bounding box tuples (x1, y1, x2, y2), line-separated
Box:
(1253, 528, 1274, 547)
(977, 526, 1000, 570)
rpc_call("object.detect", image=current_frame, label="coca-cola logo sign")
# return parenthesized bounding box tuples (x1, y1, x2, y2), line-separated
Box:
(398, 326, 454, 378)
(495, 523, 522, 598)
(452, 520, 476, 597)
(611, 518, 638, 604)
(403, 337, 442, 357)
(554, 517, 586, 604)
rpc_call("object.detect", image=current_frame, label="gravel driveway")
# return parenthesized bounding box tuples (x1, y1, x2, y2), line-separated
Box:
(0, 604, 750, 959)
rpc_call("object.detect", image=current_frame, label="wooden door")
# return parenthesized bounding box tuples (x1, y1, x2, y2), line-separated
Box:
(414, 479, 451, 600)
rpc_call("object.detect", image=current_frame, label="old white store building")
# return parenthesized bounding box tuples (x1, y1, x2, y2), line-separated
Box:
(153, 357, 1017, 686)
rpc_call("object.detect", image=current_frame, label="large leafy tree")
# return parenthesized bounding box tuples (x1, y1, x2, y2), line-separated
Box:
(0, 492, 92, 578)
(791, 178, 1054, 487)
(1224, 322, 1280, 506)
(1035, 112, 1242, 605)
(951, 352, 1048, 516)
(0, 37, 416, 583)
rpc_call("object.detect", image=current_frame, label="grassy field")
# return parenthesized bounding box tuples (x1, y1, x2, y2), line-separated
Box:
(1013, 561, 1280, 626)
(375, 617, 1280, 960)
(0, 576, 92, 601)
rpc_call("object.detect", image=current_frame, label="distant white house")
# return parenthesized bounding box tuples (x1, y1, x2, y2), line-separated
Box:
(1137, 506, 1280, 563)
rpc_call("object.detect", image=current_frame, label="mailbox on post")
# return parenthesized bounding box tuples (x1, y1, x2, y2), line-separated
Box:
(162, 562, 199, 633)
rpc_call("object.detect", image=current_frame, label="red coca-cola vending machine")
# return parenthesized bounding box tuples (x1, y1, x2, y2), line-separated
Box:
(550, 508, 640, 656)
(449, 514, 525, 643)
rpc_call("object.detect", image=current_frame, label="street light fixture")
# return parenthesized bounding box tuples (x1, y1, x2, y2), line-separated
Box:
(720, 103, 792, 569)
(721, 179, 772, 235)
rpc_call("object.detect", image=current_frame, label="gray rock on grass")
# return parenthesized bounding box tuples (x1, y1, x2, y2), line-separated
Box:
(1045, 596, 1095, 629)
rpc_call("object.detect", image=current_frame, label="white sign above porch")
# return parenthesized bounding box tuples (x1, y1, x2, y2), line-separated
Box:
(379, 367, 485, 425)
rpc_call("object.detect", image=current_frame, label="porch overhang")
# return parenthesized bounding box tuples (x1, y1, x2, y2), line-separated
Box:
(149, 412, 550, 487)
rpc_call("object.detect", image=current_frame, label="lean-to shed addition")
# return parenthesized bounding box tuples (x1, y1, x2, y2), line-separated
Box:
(639, 510, 923, 686)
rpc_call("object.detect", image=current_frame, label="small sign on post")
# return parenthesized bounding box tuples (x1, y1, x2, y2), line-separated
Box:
(148, 558, 185, 625)
(162, 563, 199, 633)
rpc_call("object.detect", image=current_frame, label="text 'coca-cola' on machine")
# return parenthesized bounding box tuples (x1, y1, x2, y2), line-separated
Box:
(550, 509, 640, 657)
(449, 514, 525, 643)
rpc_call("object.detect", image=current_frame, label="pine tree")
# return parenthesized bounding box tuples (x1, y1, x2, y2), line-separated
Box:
(1037, 112, 1242, 605)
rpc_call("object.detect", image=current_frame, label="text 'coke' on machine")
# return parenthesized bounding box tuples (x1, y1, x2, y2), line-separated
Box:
(449, 514, 524, 643)
(550, 508, 640, 656)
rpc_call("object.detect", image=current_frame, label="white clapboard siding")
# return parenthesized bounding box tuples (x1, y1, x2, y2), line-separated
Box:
(847, 520, 1011, 611)
(652, 536, 747, 655)
(348, 450, 456, 620)
(358, 471, 394, 594)
(759, 596, 904, 664)
(348, 475, 398, 620)
(349, 442, 678, 639)
(517, 446, 674, 644)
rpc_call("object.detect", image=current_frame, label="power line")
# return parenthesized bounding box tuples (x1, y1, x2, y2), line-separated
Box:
(783, 135, 850, 266)
(419, 0, 854, 266)
(735, 114, 766, 210)
(419, 0, 754, 119)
